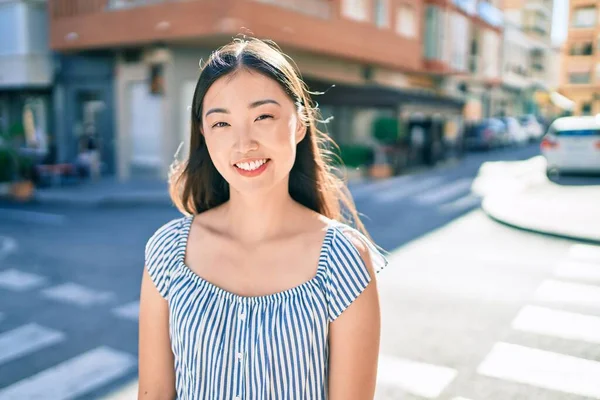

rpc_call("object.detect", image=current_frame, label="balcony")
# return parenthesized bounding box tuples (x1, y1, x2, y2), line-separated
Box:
(49, 0, 422, 72)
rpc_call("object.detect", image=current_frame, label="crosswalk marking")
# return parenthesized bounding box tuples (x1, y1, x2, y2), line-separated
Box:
(534, 280, 600, 310)
(113, 301, 139, 321)
(555, 260, 600, 283)
(0, 323, 65, 365)
(377, 354, 457, 398)
(414, 178, 472, 205)
(439, 194, 480, 214)
(0, 236, 18, 261)
(477, 342, 600, 398)
(512, 305, 600, 344)
(569, 244, 600, 263)
(373, 177, 443, 204)
(41, 282, 116, 307)
(350, 175, 413, 200)
(0, 346, 136, 400)
(0, 269, 46, 291)
(101, 380, 138, 400)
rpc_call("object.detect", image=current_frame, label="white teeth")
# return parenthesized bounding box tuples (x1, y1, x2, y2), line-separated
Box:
(235, 159, 267, 171)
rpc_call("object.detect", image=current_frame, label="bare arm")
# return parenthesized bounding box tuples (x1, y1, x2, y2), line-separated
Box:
(138, 267, 176, 400)
(328, 238, 381, 400)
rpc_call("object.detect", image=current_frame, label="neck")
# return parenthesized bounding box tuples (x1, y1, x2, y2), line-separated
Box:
(221, 180, 298, 243)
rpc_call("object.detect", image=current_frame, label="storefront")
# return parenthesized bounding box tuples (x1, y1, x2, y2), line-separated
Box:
(53, 53, 116, 176)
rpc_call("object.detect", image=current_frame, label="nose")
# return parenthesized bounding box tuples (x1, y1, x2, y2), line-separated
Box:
(235, 125, 258, 153)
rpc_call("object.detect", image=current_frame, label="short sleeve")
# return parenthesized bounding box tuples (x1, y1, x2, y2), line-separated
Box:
(145, 217, 185, 299)
(325, 226, 388, 322)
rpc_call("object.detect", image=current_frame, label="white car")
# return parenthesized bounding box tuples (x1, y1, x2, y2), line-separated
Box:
(541, 116, 600, 175)
(501, 117, 529, 146)
(519, 115, 545, 141)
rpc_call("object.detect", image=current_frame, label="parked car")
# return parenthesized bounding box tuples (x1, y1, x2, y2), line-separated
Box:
(500, 117, 529, 147)
(541, 116, 600, 175)
(519, 114, 545, 141)
(464, 118, 507, 151)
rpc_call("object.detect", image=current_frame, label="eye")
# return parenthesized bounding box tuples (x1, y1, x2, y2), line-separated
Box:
(255, 114, 273, 122)
(211, 121, 230, 128)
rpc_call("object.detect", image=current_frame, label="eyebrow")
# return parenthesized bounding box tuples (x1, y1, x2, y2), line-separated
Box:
(204, 99, 281, 118)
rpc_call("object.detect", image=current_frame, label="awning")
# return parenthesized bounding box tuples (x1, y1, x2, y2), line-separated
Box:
(550, 92, 575, 111)
(304, 78, 464, 110)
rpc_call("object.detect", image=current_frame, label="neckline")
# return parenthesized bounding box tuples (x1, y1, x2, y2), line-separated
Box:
(175, 215, 337, 304)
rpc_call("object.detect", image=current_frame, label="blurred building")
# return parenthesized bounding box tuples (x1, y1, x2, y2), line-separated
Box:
(434, 0, 504, 121)
(48, 0, 511, 181)
(559, 0, 600, 116)
(497, 0, 561, 118)
(0, 0, 53, 158)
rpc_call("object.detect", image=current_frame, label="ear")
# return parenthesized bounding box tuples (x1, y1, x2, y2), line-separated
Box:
(295, 116, 307, 144)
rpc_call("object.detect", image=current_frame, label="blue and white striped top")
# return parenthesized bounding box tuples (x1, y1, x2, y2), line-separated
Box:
(145, 215, 387, 400)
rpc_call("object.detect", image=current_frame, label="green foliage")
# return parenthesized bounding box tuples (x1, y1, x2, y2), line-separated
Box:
(0, 147, 17, 182)
(372, 117, 399, 145)
(332, 144, 374, 168)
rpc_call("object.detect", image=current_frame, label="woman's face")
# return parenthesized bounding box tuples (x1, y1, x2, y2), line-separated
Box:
(201, 69, 305, 194)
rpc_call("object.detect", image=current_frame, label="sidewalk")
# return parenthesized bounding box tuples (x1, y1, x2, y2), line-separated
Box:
(474, 156, 600, 243)
(30, 178, 173, 208)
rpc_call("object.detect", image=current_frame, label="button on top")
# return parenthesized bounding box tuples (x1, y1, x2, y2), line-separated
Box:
(239, 312, 246, 320)
(236, 352, 243, 360)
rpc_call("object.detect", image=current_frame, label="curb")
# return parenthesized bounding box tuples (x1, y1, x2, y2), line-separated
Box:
(481, 196, 600, 245)
(0, 193, 175, 209)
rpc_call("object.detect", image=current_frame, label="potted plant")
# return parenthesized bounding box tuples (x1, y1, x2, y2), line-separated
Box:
(332, 144, 373, 181)
(369, 117, 399, 179)
(0, 123, 36, 201)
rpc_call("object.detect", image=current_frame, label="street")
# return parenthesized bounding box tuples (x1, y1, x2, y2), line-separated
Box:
(1, 143, 600, 399)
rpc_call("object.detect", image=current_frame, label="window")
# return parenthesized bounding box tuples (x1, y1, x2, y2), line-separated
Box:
(569, 72, 591, 84)
(570, 42, 594, 56)
(375, 0, 389, 28)
(571, 6, 596, 28)
(449, 12, 468, 70)
(396, 4, 416, 37)
(424, 6, 442, 58)
(342, 0, 368, 22)
(581, 103, 592, 115)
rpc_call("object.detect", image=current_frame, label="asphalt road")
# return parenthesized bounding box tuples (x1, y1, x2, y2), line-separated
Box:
(2, 144, 599, 399)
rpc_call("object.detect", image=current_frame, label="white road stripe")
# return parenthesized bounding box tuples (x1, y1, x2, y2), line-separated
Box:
(377, 354, 457, 398)
(0, 323, 65, 365)
(113, 301, 139, 321)
(555, 260, 600, 283)
(373, 177, 443, 204)
(41, 283, 116, 307)
(0, 209, 66, 226)
(439, 194, 480, 214)
(414, 178, 472, 205)
(0, 269, 47, 291)
(0, 236, 18, 261)
(512, 305, 600, 344)
(101, 380, 138, 400)
(478, 342, 600, 398)
(534, 280, 600, 310)
(569, 244, 600, 263)
(0, 346, 136, 400)
(351, 175, 413, 199)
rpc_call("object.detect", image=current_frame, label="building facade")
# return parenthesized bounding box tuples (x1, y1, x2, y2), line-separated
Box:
(0, 0, 54, 162)
(497, 0, 559, 118)
(560, 0, 600, 116)
(428, 0, 504, 121)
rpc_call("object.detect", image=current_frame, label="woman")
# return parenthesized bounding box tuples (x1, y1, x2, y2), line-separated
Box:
(139, 37, 387, 400)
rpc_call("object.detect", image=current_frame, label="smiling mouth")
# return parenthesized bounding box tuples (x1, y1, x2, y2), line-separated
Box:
(234, 158, 270, 171)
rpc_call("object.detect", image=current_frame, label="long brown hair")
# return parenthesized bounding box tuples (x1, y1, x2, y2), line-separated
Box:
(169, 37, 368, 236)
